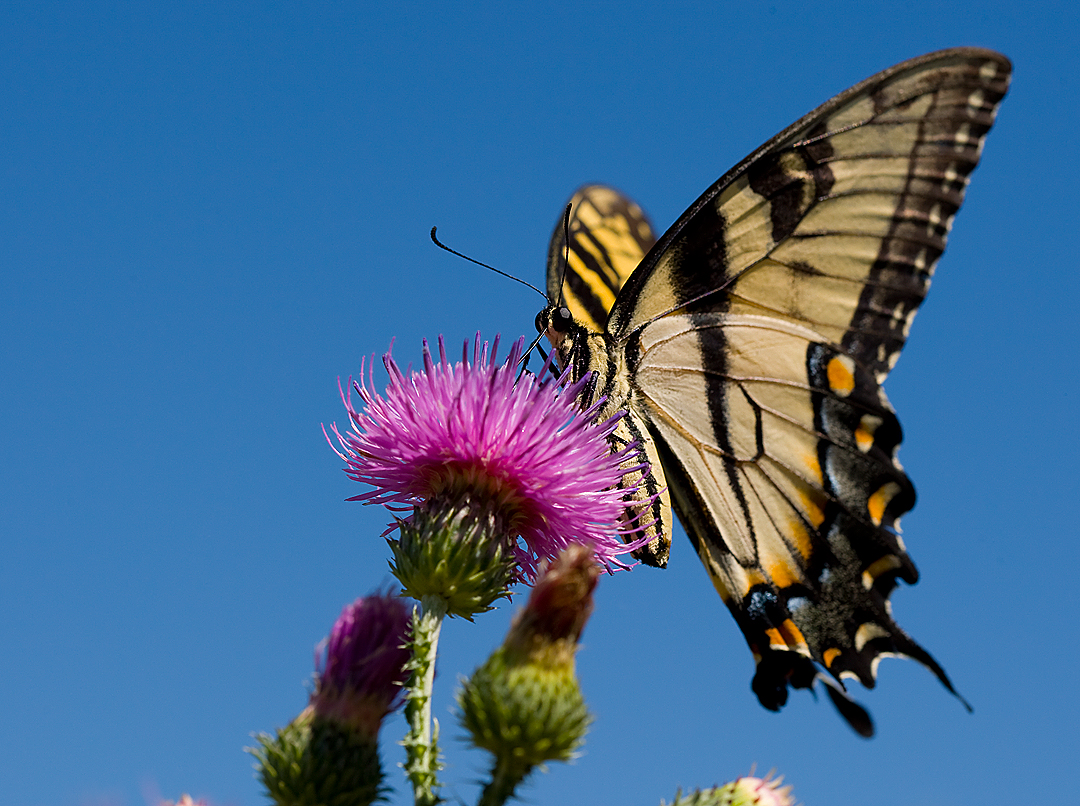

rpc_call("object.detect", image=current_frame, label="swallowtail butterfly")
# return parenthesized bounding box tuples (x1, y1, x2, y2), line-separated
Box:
(535, 48, 1010, 736)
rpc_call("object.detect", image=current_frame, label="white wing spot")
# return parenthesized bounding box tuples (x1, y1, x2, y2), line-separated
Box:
(787, 596, 810, 614)
(870, 651, 902, 679)
(980, 60, 1001, 81)
(854, 622, 890, 652)
(891, 299, 907, 325)
(927, 203, 943, 236)
(942, 210, 956, 235)
(901, 305, 919, 338)
(954, 122, 974, 150)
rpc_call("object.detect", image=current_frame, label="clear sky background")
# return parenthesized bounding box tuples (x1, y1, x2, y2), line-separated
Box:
(3, 3, 1077, 805)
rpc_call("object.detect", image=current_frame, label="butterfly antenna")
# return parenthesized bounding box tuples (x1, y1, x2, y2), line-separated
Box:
(520, 203, 574, 374)
(430, 227, 547, 299)
(556, 203, 572, 307)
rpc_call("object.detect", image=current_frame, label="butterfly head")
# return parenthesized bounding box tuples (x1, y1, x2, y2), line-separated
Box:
(534, 304, 574, 337)
(534, 303, 580, 371)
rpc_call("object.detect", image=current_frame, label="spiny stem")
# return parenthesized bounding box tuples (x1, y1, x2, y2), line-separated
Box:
(477, 755, 532, 806)
(403, 595, 448, 806)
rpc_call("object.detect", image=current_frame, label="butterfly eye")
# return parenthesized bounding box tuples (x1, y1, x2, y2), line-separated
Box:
(534, 310, 547, 333)
(554, 307, 574, 332)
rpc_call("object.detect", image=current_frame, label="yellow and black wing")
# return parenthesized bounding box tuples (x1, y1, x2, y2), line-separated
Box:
(543, 48, 1010, 735)
(546, 185, 657, 333)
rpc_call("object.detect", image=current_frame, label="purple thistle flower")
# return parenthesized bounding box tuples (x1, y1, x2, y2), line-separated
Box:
(327, 334, 651, 582)
(310, 593, 412, 738)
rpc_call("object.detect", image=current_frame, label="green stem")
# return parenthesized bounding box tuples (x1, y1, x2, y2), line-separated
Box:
(404, 594, 448, 806)
(477, 756, 532, 806)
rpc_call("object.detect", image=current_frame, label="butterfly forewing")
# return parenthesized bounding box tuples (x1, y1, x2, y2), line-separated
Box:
(611, 50, 1009, 381)
(541, 48, 1009, 735)
(547, 185, 657, 332)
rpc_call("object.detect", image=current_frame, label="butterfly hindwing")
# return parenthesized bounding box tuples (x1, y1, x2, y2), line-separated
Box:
(540, 48, 1009, 735)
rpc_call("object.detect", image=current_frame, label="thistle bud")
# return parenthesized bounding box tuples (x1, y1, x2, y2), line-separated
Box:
(665, 775, 795, 806)
(310, 593, 412, 737)
(250, 593, 412, 806)
(458, 545, 598, 805)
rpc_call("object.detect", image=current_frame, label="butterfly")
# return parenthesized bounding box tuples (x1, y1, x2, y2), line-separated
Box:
(535, 48, 1010, 736)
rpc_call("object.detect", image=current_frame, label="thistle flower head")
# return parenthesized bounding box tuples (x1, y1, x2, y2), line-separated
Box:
(328, 334, 651, 583)
(310, 592, 412, 738)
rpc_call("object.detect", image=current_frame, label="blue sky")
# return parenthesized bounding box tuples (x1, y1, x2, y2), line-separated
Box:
(3, 2, 1077, 805)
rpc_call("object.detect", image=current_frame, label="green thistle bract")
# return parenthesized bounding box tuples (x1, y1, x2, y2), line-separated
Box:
(251, 708, 384, 806)
(389, 498, 517, 619)
(459, 642, 590, 767)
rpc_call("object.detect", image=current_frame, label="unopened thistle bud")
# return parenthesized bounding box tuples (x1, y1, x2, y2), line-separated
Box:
(250, 593, 412, 806)
(458, 545, 599, 806)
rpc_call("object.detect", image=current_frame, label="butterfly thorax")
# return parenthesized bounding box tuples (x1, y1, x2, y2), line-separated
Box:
(537, 305, 621, 401)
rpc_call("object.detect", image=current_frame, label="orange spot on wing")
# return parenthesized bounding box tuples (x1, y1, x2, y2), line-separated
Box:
(797, 488, 826, 529)
(778, 619, 807, 651)
(785, 517, 814, 561)
(855, 414, 882, 452)
(765, 627, 785, 650)
(764, 558, 800, 589)
(867, 482, 900, 526)
(827, 355, 856, 396)
(855, 426, 874, 451)
(744, 569, 767, 592)
(763, 621, 809, 653)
